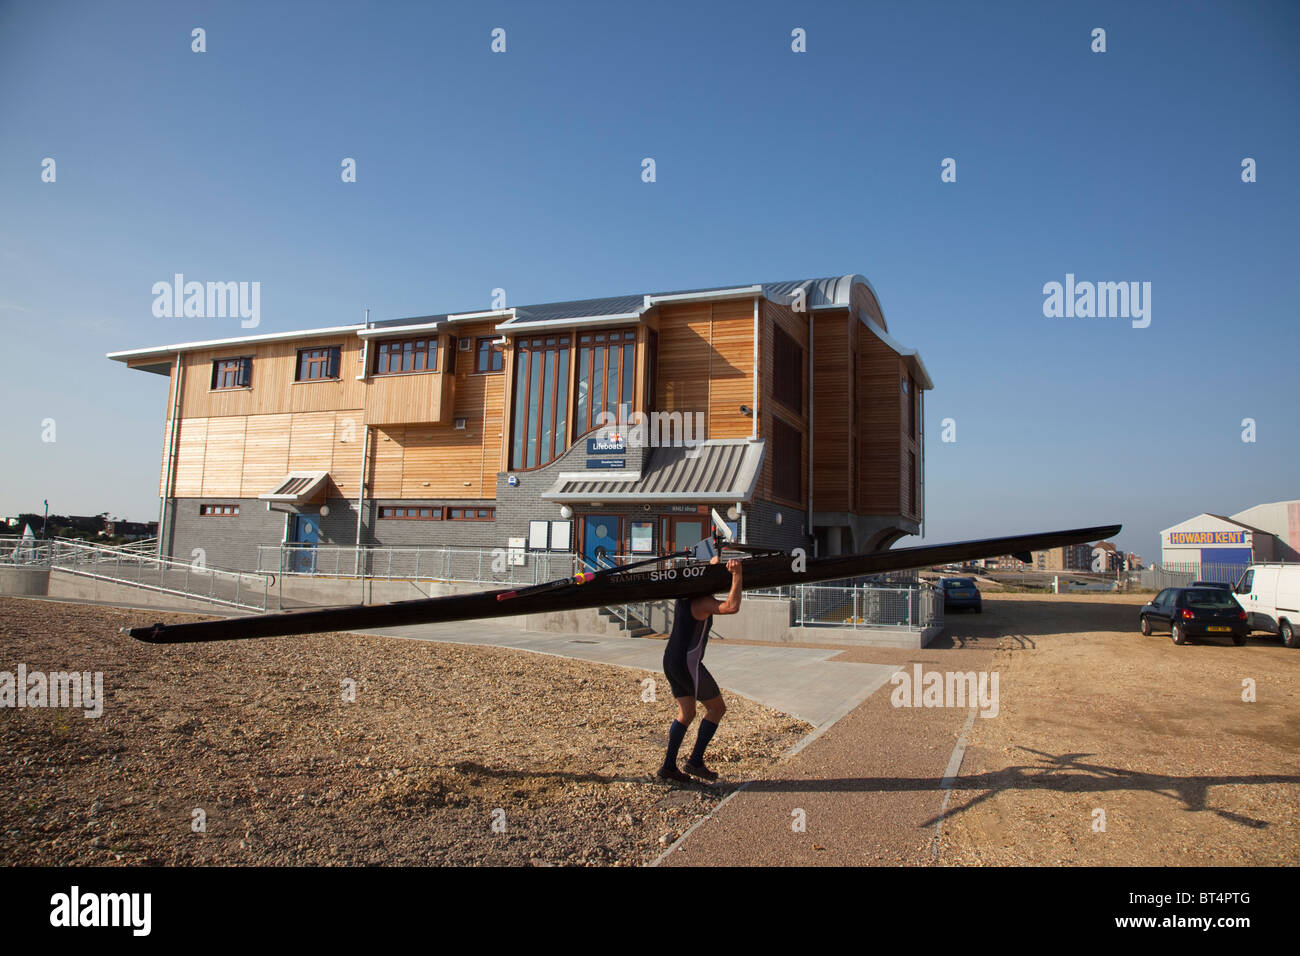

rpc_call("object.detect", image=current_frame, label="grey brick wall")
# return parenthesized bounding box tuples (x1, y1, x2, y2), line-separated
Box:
(745, 498, 814, 554)
(163, 440, 820, 573)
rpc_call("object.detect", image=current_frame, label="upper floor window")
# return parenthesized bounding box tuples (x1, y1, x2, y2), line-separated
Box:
(510, 335, 570, 469)
(296, 346, 341, 381)
(574, 328, 636, 437)
(375, 337, 438, 375)
(905, 372, 917, 438)
(476, 337, 504, 373)
(212, 357, 252, 390)
(773, 327, 802, 413)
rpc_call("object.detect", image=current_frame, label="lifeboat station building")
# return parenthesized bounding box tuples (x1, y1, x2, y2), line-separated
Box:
(108, 274, 932, 573)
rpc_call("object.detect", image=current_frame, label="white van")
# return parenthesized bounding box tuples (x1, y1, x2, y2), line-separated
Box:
(1233, 564, 1300, 648)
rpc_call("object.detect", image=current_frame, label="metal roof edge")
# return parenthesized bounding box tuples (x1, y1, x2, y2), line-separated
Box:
(107, 324, 367, 363)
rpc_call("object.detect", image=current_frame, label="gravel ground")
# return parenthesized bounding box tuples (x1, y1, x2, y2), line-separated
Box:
(941, 594, 1300, 865)
(662, 594, 1300, 866)
(0, 597, 809, 866)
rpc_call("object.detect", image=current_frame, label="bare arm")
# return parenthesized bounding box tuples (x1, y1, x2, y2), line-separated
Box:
(695, 559, 743, 618)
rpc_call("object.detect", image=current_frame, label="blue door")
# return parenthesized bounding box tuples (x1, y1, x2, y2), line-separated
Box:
(291, 514, 319, 573)
(582, 517, 620, 571)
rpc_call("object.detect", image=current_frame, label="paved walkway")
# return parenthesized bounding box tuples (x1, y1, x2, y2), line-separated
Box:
(360, 621, 901, 730)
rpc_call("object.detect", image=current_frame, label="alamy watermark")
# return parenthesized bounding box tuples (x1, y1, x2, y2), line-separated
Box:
(1042, 274, 1150, 328)
(890, 664, 999, 718)
(152, 273, 260, 328)
(593, 403, 707, 456)
(1, 664, 104, 718)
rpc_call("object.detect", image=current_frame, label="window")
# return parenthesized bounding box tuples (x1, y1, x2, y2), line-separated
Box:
(476, 337, 504, 373)
(212, 357, 252, 390)
(908, 450, 917, 515)
(906, 372, 917, 438)
(448, 507, 494, 521)
(574, 329, 636, 438)
(200, 504, 239, 516)
(773, 327, 802, 412)
(772, 417, 801, 502)
(297, 346, 341, 381)
(646, 329, 659, 411)
(375, 337, 438, 375)
(629, 520, 654, 554)
(510, 335, 571, 469)
(378, 507, 441, 520)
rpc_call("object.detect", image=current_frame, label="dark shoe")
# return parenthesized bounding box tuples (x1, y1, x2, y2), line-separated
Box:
(682, 759, 718, 782)
(657, 764, 691, 784)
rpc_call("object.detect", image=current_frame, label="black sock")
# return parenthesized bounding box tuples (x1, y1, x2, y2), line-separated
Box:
(663, 719, 688, 768)
(689, 719, 718, 764)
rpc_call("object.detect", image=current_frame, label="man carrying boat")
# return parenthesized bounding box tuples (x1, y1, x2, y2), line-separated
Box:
(658, 555, 743, 784)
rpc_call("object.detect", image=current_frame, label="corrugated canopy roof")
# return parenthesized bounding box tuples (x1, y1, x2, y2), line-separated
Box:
(542, 440, 765, 504)
(258, 471, 330, 504)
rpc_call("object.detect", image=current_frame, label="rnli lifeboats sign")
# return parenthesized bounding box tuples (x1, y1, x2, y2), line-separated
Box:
(1168, 531, 1246, 545)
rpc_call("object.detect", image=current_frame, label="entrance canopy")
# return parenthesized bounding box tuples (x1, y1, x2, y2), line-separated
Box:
(542, 439, 764, 504)
(258, 471, 330, 505)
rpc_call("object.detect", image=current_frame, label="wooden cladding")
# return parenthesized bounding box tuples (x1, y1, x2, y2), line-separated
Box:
(363, 369, 453, 426)
(163, 411, 362, 500)
(653, 299, 754, 442)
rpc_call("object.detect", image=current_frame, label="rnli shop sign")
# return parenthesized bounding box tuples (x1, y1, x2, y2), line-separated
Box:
(1168, 531, 1246, 545)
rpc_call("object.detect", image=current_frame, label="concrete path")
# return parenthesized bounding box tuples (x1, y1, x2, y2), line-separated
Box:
(359, 622, 901, 730)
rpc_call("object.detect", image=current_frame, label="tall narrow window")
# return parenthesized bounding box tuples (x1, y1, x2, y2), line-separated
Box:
(574, 328, 636, 437)
(475, 336, 503, 373)
(906, 372, 916, 438)
(510, 335, 571, 469)
(773, 327, 802, 413)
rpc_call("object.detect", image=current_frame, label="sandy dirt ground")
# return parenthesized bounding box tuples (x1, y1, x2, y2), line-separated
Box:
(0, 598, 807, 866)
(942, 594, 1300, 865)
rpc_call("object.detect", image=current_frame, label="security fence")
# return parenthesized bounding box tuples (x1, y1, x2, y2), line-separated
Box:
(1137, 562, 1250, 590)
(793, 582, 943, 630)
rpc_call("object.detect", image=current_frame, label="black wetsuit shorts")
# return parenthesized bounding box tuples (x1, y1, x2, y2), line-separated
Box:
(663, 597, 719, 700)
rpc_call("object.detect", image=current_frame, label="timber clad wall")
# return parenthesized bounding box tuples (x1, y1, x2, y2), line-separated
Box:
(158, 323, 507, 504)
(812, 313, 850, 511)
(652, 299, 755, 440)
(758, 299, 810, 507)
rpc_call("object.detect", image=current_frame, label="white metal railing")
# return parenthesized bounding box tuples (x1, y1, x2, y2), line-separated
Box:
(794, 583, 942, 630)
(0, 536, 271, 611)
(256, 544, 581, 587)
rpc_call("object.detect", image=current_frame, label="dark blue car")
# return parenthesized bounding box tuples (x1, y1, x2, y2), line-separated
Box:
(939, 577, 982, 613)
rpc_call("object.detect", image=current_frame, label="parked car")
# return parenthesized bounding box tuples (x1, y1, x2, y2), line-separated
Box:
(1232, 564, 1300, 648)
(939, 577, 982, 613)
(1139, 587, 1248, 645)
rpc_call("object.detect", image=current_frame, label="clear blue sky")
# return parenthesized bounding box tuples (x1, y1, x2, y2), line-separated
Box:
(2, 0, 1297, 558)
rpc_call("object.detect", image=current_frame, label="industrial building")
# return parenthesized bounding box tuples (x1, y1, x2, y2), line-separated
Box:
(108, 274, 932, 573)
(1160, 501, 1300, 578)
